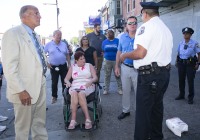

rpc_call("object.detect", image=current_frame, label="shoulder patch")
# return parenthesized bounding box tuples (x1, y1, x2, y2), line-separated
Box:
(138, 26, 145, 35)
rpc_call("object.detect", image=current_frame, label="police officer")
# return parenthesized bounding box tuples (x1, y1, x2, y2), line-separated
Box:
(175, 27, 200, 104)
(120, 2, 173, 140)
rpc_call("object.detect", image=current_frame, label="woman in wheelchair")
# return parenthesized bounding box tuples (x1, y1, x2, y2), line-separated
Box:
(64, 51, 98, 130)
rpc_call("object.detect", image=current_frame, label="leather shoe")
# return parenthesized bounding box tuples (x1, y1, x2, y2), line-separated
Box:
(175, 96, 185, 100)
(118, 112, 130, 120)
(188, 100, 193, 104)
(51, 97, 57, 104)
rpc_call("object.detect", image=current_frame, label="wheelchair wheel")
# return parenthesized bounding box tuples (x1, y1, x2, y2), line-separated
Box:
(63, 102, 70, 126)
(95, 104, 102, 121)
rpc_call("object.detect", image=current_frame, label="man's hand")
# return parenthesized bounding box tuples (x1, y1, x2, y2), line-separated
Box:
(18, 90, 32, 106)
(115, 66, 120, 77)
(47, 63, 52, 69)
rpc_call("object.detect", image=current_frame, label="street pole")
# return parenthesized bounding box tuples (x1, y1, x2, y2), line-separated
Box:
(56, 0, 59, 30)
(44, 0, 59, 30)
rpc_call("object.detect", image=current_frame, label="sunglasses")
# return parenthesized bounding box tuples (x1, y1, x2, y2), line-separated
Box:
(127, 22, 137, 25)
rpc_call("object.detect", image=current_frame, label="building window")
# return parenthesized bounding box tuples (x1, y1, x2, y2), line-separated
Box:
(132, 0, 135, 9)
(116, 1, 121, 15)
(127, 0, 130, 13)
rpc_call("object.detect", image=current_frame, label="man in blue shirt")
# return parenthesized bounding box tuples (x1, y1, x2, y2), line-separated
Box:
(102, 30, 122, 95)
(115, 16, 138, 120)
(45, 30, 71, 104)
(175, 27, 200, 104)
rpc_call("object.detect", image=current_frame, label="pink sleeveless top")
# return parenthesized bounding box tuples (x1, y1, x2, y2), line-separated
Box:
(69, 63, 95, 96)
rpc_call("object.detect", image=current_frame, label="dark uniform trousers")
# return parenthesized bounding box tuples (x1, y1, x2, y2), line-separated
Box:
(134, 68, 170, 140)
(50, 63, 68, 98)
(178, 62, 195, 100)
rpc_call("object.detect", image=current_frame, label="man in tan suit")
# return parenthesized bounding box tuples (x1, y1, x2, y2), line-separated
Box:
(1, 5, 48, 140)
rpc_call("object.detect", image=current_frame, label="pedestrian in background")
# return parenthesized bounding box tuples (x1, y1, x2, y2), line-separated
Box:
(62, 39, 73, 58)
(87, 24, 106, 83)
(44, 30, 71, 104)
(0, 62, 8, 132)
(76, 36, 98, 68)
(120, 2, 173, 139)
(117, 22, 127, 40)
(175, 27, 200, 104)
(102, 30, 122, 95)
(115, 16, 138, 120)
(1, 5, 48, 140)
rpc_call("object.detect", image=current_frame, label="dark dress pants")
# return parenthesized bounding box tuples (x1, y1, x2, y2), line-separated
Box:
(134, 69, 170, 140)
(50, 63, 67, 98)
(178, 62, 195, 101)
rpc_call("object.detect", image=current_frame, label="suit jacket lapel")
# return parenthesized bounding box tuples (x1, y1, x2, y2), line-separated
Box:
(19, 25, 42, 64)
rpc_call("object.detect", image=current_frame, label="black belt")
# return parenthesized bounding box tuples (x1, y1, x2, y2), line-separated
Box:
(51, 63, 67, 67)
(123, 63, 134, 68)
(178, 58, 195, 65)
(138, 63, 171, 75)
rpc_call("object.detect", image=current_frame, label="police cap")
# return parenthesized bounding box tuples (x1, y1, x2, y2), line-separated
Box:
(140, 2, 159, 11)
(182, 27, 194, 34)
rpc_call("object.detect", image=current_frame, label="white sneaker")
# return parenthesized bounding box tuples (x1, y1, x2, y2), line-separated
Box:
(0, 115, 8, 122)
(118, 90, 123, 95)
(103, 90, 108, 95)
(0, 125, 6, 132)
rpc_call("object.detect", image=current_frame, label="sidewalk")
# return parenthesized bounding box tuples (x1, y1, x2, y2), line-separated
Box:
(0, 66, 200, 140)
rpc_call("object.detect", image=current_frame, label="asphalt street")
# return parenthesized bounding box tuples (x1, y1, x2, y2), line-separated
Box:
(0, 65, 200, 140)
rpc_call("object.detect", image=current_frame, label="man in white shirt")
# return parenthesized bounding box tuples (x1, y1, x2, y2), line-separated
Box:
(120, 2, 173, 140)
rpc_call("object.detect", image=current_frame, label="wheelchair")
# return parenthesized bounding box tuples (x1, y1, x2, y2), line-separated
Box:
(62, 83, 102, 131)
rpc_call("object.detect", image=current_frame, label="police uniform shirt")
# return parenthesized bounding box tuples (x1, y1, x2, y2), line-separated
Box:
(133, 16, 173, 69)
(178, 39, 200, 59)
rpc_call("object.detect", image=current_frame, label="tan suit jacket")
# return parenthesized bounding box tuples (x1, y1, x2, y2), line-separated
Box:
(1, 25, 47, 104)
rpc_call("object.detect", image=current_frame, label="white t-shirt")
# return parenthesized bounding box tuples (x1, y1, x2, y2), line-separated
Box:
(133, 16, 173, 69)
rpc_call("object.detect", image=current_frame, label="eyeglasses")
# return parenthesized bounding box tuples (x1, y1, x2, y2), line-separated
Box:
(26, 12, 41, 17)
(127, 22, 137, 25)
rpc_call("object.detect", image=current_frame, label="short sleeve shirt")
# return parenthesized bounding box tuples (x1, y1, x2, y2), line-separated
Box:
(102, 38, 119, 61)
(118, 33, 134, 65)
(44, 41, 69, 66)
(177, 39, 200, 59)
(76, 47, 96, 66)
(133, 16, 173, 69)
(86, 32, 106, 57)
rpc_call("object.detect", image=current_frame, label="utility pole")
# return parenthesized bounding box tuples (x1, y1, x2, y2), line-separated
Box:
(44, 0, 60, 29)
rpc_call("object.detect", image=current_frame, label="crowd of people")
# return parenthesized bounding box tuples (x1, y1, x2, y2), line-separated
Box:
(0, 1, 200, 140)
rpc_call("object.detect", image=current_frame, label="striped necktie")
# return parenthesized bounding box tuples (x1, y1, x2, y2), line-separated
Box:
(32, 31, 47, 75)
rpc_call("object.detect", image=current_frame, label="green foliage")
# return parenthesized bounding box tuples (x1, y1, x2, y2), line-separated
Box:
(70, 37, 79, 45)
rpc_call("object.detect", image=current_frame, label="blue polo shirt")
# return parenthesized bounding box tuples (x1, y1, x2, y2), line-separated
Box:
(44, 41, 69, 66)
(102, 38, 119, 61)
(118, 33, 134, 65)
